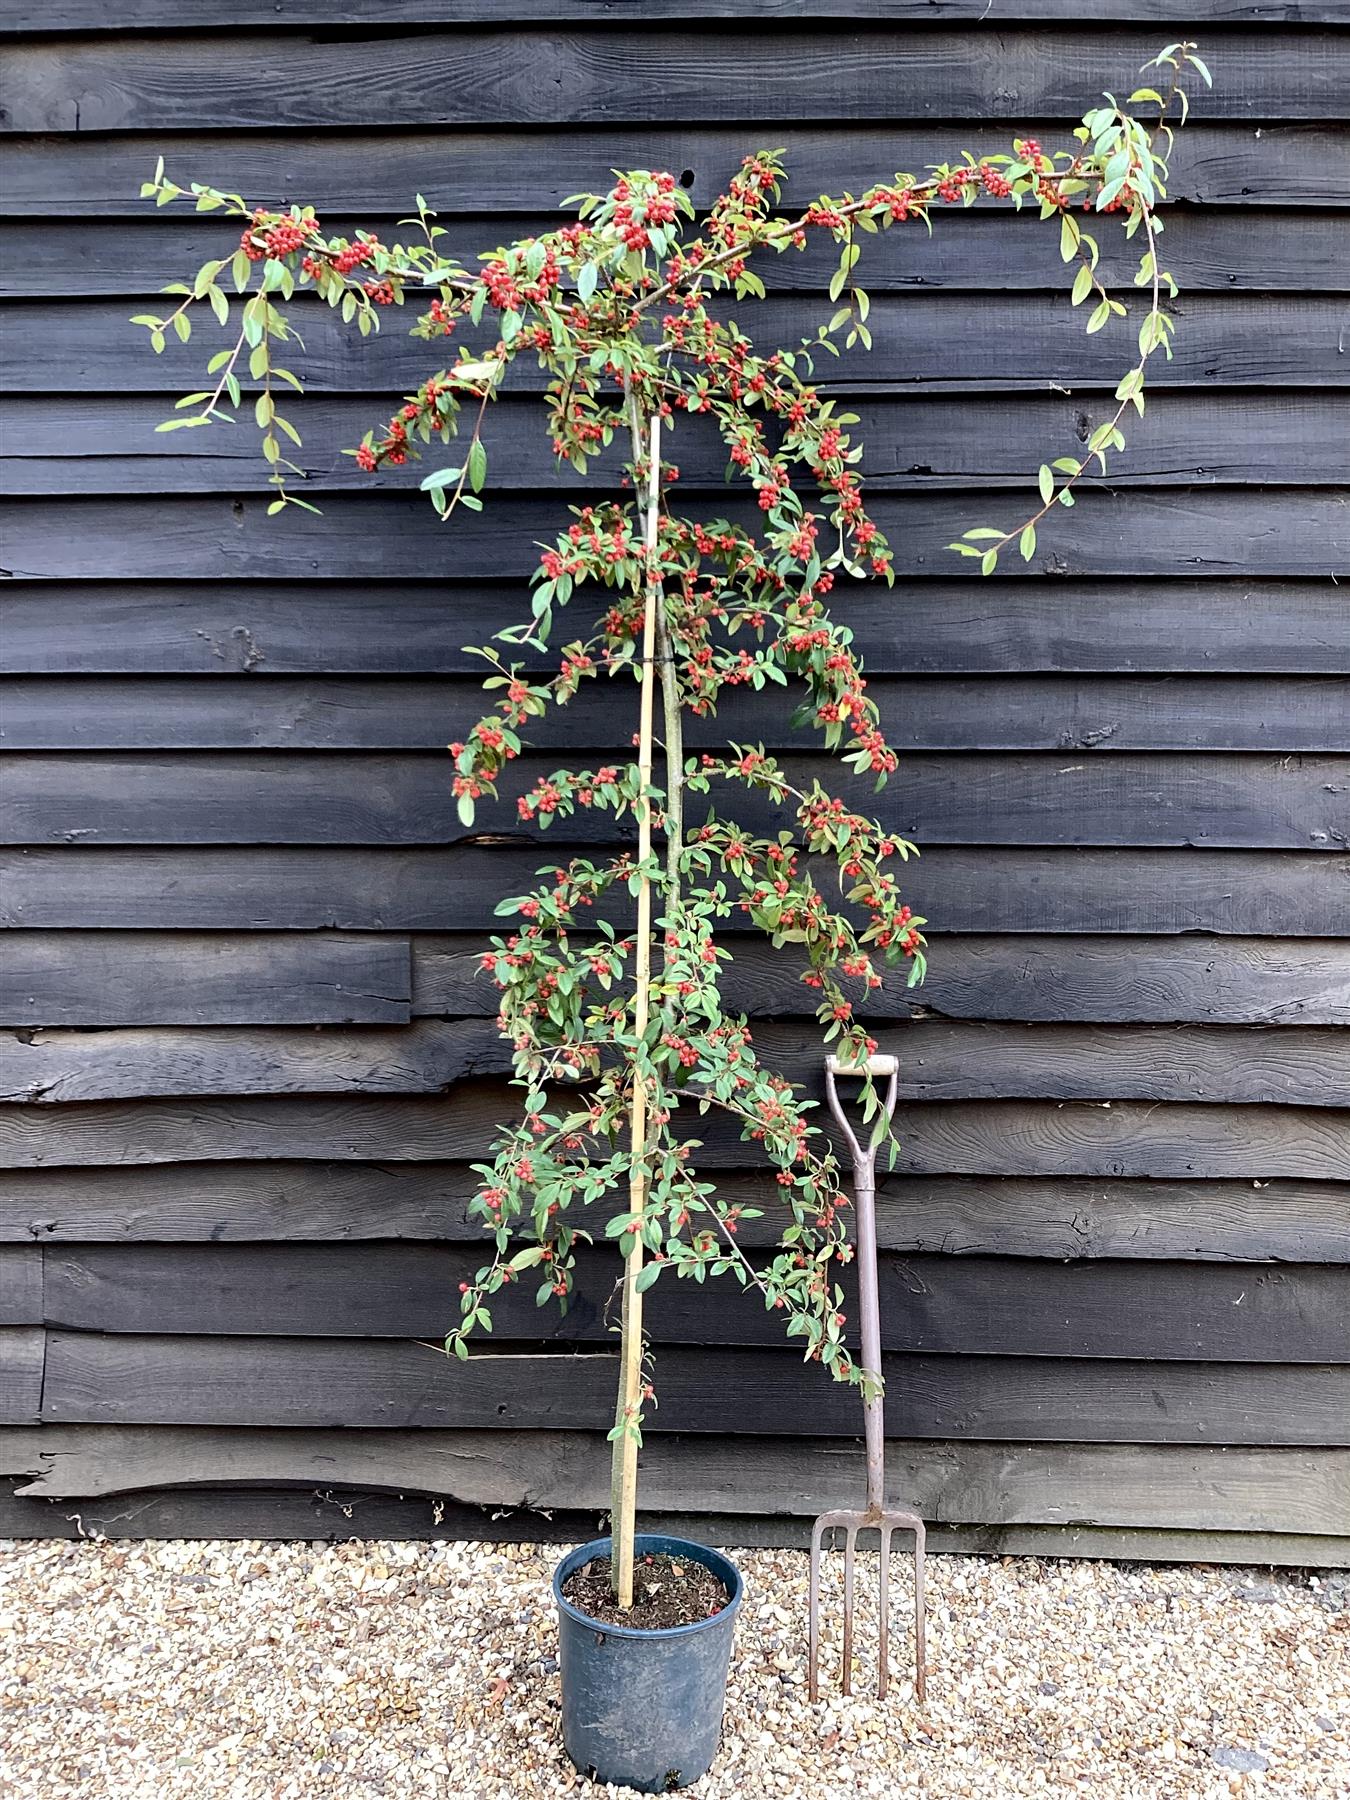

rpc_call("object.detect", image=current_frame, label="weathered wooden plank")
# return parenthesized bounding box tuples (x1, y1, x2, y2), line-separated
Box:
(11, 394, 1348, 498)
(412, 936, 1350, 1051)
(39, 1333, 1350, 1442)
(4, 1019, 1345, 1107)
(10, 296, 1345, 396)
(0, 208, 1287, 303)
(6, 125, 1342, 215)
(6, 1479, 1347, 1560)
(0, 1019, 503, 1100)
(0, 932, 411, 1027)
(7, 208, 1347, 301)
(41, 1243, 1350, 1362)
(4, 847, 1341, 936)
(889, 936, 1350, 1026)
(5, 1163, 1346, 1264)
(7, 30, 1343, 135)
(7, 580, 1343, 675)
(10, 673, 1346, 754)
(7, 493, 1347, 583)
(0, 1328, 43, 1424)
(8, 2, 1344, 32)
(4, 1090, 1347, 1179)
(0, 1246, 41, 1326)
(7, 1425, 1347, 1537)
(5, 749, 1343, 851)
(2, 1477, 1340, 1563)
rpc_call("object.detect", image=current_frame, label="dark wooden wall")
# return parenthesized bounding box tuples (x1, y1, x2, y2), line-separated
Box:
(2, 5, 1348, 1562)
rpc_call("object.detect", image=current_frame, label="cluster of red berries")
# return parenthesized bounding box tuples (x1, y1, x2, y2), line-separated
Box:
(332, 237, 380, 275)
(238, 208, 320, 263)
(425, 298, 456, 336)
(609, 172, 678, 250)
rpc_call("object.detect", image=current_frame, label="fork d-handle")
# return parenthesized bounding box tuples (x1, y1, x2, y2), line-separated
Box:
(824, 1052, 898, 1514)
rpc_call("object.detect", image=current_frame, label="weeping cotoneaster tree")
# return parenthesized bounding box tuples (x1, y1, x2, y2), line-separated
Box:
(131, 47, 1206, 1607)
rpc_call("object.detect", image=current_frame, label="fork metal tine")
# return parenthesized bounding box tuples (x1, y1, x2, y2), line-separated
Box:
(842, 1526, 856, 1696)
(807, 1508, 926, 1702)
(878, 1524, 891, 1701)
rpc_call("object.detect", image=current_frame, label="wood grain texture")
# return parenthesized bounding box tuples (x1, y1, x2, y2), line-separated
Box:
(4, 1019, 1346, 1106)
(6, 1425, 1347, 1536)
(6, 749, 1344, 851)
(10, 296, 1346, 396)
(0, 1329, 43, 1424)
(39, 1333, 1350, 1442)
(6, 30, 1343, 135)
(0, 932, 411, 1027)
(12, 395, 1349, 498)
(0, 1246, 42, 1326)
(4, 1090, 1347, 1178)
(7, 2, 1344, 32)
(7, 581, 1344, 675)
(6, 125, 1344, 215)
(41, 1242, 1350, 1361)
(7, 672, 1350, 754)
(6, 492, 1347, 583)
(4, 1163, 1346, 1264)
(7, 208, 1346, 300)
(4, 847, 1343, 935)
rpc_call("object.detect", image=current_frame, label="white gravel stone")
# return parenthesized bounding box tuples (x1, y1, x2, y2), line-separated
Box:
(2, 1537, 1346, 1799)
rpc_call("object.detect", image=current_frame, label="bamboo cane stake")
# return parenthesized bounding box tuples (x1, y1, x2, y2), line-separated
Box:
(609, 407, 663, 1609)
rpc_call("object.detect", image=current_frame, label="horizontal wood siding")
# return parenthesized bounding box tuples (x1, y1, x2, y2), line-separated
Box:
(2, 6, 1347, 1557)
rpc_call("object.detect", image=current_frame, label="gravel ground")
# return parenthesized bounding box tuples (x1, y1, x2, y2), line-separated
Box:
(2, 1536, 1346, 1800)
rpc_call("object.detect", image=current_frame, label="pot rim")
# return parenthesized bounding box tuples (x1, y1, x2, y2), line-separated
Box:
(552, 1533, 745, 1642)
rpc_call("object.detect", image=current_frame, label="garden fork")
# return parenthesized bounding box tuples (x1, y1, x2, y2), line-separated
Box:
(808, 1052, 927, 1704)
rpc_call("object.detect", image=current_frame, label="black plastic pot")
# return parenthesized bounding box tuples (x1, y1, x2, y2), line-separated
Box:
(553, 1533, 744, 1793)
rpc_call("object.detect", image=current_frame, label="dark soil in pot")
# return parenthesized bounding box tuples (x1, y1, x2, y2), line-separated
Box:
(561, 1551, 731, 1629)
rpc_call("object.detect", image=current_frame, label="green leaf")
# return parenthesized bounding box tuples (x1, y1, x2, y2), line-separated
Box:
(1038, 464, 1054, 505)
(1086, 299, 1111, 335)
(1188, 53, 1212, 88)
(467, 438, 488, 494)
(451, 359, 500, 385)
(980, 549, 998, 576)
(456, 793, 476, 827)
(634, 1263, 663, 1294)
(1019, 523, 1037, 562)
(419, 467, 463, 492)
(576, 261, 598, 304)
(1059, 213, 1079, 263)
(1071, 263, 1093, 307)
